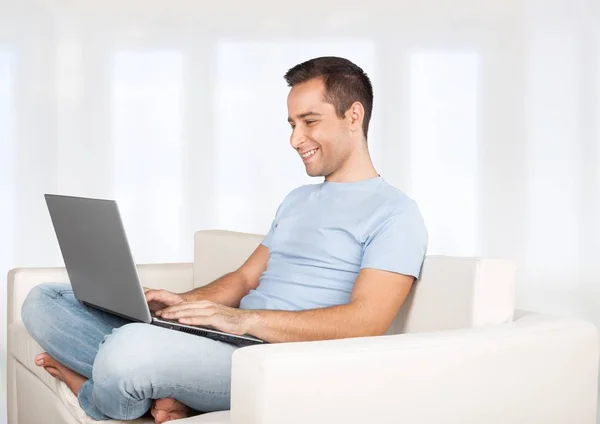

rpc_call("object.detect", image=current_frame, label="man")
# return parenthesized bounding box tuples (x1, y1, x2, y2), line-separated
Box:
(21, 56, 428, 423)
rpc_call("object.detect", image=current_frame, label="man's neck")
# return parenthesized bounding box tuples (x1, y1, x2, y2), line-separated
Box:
(325, 152, 379, 183)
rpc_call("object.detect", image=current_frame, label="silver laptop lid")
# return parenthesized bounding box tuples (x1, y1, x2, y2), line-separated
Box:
(45, 194, 152, 324)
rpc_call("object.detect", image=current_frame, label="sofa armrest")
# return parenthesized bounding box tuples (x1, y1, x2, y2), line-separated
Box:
(230, 314, 598, 424)
(7, 262, 194, 325)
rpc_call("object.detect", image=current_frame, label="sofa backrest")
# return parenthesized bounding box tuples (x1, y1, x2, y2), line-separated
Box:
(194, 230, 516, 334)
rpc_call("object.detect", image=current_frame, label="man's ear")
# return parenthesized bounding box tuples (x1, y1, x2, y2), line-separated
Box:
(347, 101, 365, 134)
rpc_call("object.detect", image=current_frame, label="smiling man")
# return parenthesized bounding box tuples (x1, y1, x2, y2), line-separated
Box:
(21, 56, 428, 423)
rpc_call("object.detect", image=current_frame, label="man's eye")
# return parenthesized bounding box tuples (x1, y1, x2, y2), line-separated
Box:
(305, 120, 316, 126)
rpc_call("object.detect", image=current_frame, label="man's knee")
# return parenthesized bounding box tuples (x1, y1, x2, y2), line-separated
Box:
(92, 323, 166, 393)
(21, 283, 71, 337)
(88, 324, 156, 419)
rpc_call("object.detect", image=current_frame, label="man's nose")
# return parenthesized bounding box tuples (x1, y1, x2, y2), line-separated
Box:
(290, 128, 305, 150)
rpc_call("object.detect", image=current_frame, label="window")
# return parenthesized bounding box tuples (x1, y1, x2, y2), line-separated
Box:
(408, 51, 480, 256)
(111, 51, 185, 262)
(525, 31, 582, 277)
(214, 40, 378, 233)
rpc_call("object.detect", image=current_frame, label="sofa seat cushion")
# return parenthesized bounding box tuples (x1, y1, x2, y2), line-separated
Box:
(9, 322, 231, 424)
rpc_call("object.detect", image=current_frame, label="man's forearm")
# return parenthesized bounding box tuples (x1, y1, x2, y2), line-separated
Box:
(181, 271, 251, 308)
(247, 302, 386, 343)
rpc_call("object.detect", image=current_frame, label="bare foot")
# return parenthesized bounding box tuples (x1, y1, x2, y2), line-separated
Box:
(151, 398, 192, 424)
(35, 353, 87, 396)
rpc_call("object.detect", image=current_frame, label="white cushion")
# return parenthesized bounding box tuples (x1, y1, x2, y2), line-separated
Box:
(194, 230, 517, 333)
(389, 255, 516, 333)
(193, 230, 263, 289)
(230, 313, 598, 424)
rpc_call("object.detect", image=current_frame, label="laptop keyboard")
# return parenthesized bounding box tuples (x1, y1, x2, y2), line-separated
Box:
(152, 317, 264, 346)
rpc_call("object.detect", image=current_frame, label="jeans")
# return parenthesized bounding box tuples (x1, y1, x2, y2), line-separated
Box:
(21, 283, 237, 421)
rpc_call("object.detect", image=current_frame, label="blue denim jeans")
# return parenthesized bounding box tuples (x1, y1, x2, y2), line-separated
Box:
(21, 283, 237, 421)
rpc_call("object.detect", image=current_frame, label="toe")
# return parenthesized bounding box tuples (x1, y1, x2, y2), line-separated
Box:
(35, 352, 49, 366)
(152, 407, 169, 423)
(36, 353, 60, 369)
(151, 398, 190, 423)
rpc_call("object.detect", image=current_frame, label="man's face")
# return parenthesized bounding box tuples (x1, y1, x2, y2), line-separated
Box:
(287, 78, 352, 178)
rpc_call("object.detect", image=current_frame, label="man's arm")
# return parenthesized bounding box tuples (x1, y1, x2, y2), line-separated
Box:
(247, 268, 413, 342)
(162, 268, 414, 343)
(182, 244, 270, 307)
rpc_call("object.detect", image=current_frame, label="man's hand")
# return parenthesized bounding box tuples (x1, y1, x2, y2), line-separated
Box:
(144, 288, 185, 316)
(160, 301, 258, 336)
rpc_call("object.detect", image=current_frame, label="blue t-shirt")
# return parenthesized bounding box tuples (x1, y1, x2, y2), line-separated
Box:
(239, 176, 428, 311)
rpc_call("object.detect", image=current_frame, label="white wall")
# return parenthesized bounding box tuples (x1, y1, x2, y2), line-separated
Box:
(0, 0, 599, 422)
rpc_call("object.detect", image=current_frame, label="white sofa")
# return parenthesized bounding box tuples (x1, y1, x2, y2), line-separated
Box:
(7, 230, 599, 424)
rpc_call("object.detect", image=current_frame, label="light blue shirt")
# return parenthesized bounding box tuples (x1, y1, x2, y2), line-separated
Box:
(239, 176, 428, 311)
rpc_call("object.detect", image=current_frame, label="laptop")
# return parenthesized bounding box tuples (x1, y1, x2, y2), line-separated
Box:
(44, 194, 265, 347)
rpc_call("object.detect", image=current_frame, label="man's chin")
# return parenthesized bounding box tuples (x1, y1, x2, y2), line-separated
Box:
(304, 162, 324, 177)
(305, 169, 323, 178)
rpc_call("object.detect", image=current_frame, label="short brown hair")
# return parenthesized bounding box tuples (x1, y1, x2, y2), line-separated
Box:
(284, 56, 374, 139)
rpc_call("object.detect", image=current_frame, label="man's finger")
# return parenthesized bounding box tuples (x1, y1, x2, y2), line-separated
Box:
(144, 289, 160, 301)
(145, 289, 178, 302)
(177, 315, 214, 327)
(164, 308, 215, 319)
(161, 301, 213, 314)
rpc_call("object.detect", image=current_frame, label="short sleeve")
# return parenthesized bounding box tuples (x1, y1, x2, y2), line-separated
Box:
(361, 201, 429, 279)
(261, 217, 278, 249)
